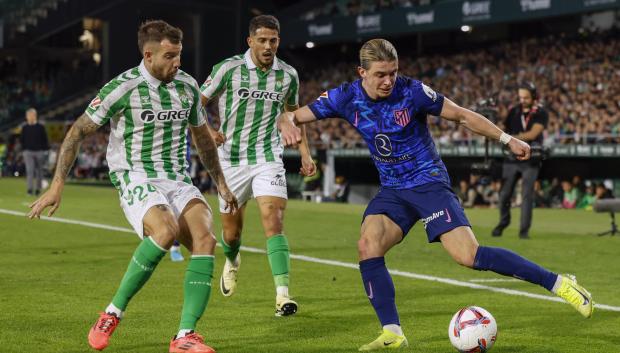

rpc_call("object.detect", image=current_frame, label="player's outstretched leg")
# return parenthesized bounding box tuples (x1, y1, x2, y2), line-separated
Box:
(88, 235, 168, 350)
(441, 227, 593, 318)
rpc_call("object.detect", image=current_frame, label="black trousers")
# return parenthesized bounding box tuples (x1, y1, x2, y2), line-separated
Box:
(497, 161, 539, 234)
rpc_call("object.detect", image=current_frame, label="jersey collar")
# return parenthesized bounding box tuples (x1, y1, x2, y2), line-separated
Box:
(244, 49, 280, 71)
(139, 60, 162, 88)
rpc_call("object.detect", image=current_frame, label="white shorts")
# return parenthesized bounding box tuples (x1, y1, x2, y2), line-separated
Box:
(218, 162, 288, 213)
(117, 177, 207, 238)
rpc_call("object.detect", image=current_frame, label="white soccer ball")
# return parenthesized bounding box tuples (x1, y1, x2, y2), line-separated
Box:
(448, 306, 497, 352)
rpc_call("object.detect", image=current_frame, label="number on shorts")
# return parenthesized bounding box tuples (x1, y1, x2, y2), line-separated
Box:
(125, 183, 156, 206)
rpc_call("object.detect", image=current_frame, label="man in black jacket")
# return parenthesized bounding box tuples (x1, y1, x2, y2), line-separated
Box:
(493, 82, 548, 239)
(20, 108, 49, 195)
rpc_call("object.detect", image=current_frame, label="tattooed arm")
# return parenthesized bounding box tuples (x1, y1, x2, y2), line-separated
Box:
(28, 114, 101, 218)
(189, 124, 238, 213)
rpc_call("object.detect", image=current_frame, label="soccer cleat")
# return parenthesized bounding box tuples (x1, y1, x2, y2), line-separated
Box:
(275, 294, 298, 316)
(169, 332, 216, 353)
(219, 253, 240, 297)
(88, 312, 120, 351)
(555, 274, 593, 318)
(358, 328, 408, 351)
(170, 247, 185, 262)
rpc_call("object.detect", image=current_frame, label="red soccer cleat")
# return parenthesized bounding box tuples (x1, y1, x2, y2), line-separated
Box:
(169, 332, 216, 353)
(88, 312, 120, 351)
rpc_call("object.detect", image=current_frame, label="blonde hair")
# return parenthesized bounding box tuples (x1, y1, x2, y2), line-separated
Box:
(359, 39, 398, 69)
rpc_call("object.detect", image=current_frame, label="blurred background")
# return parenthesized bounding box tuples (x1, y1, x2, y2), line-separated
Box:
(1, 0, 619, 207)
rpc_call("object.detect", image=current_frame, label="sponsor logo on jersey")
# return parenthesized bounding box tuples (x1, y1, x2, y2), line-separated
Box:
(394, 108, 410, 127)
(318, 91, 328, 100)
(140, 109, 191, 123)
(237, 87, 284, 101)
(374, 134, 393, 156)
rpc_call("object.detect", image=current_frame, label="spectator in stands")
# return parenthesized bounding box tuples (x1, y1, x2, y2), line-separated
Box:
(323, 175, 349, 203)
(561, 180, 579, 209)
(20, 108, 49, 195)
(595, 182, 614, 200)
(576, 184, 596, 210)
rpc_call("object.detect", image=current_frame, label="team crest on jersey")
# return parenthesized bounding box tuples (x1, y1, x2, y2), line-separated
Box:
(393, 108, 410, 127)
(179, 93, 190, 105)
(89, 97, 101, 110)
(422, 83, 437, 102)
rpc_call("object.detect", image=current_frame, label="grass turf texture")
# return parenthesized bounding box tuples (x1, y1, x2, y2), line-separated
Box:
(0, 177, 618, 353)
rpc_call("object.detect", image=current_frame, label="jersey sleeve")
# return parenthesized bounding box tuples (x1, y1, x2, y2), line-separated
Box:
(200, 60, 230, 99)
(189, 80, 207, 127)
(84, 81, 127, 125)
(411, 80, 445, 116)
(285, 68, 300, 107)
(308, 83, 350, 120)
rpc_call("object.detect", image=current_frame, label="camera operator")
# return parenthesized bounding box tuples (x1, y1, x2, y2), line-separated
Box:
(492, 82, 548, 239)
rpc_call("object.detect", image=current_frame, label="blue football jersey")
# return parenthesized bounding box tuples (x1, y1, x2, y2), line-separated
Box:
(308, 76, 450, 189)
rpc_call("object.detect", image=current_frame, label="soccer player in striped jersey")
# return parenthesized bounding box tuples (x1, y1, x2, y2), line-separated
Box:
(278, 39, 593, 350)
(28, 20, 237, 353)
(200, 15, 316, 316)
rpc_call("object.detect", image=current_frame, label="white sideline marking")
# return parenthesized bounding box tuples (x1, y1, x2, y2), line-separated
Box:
(2, 207, 619, 313)
(469, 278, 520, 283)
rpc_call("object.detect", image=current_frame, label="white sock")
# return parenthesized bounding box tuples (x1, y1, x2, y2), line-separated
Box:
(177, 329, 193, 338)
(276, 286, 289, 297)
(383, 324, 403, 336)
(105, 303, 123, 319)
(551, 275, 563, 294)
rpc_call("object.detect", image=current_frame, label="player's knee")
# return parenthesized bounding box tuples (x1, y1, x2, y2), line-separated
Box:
(192, 231, 217, 253)
(223, 227, 242, 243)
(358, 233, 381, 258)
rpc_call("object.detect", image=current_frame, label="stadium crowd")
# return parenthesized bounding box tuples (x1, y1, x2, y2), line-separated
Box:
(300, 0, 433, 20)
(2, 30, 619, 206)
(294, 30, 620, 149)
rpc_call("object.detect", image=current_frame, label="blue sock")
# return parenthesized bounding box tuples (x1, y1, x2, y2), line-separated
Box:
(474, 246, 558, 291)
(359, 257, 400, 326)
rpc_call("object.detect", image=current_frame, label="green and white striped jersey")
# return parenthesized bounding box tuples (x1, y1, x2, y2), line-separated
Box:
(85, 61, 205, 187)
(200, 49, 299, 166)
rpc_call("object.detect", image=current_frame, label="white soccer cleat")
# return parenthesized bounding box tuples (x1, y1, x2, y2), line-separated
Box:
(220, 253, 240, 297)
(275, 294, 298, 317)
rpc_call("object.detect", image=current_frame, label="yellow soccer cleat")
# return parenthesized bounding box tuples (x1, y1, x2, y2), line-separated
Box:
(358, 328, 408, 351)
(555, 274, 593, 318)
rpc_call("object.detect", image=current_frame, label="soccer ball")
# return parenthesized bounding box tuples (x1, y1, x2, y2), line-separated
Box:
(448, 306, 497, 352)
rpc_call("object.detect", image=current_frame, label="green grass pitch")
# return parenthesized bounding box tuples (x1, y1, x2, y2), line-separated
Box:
(0, 178, 619, 352)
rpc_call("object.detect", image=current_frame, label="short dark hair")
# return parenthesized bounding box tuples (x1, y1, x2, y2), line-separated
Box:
(249, 15, 280, 36)
(137, 20, 183, 53)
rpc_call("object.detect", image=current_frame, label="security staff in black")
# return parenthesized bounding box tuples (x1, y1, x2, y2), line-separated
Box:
(493, 82, 547, 239)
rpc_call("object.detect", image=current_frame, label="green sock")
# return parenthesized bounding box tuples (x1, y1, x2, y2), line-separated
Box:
(111, 237, 166, 310)
(267, 234, 290, 288)
(220, 233, 240, 263)
(179, 256, 214, 330)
